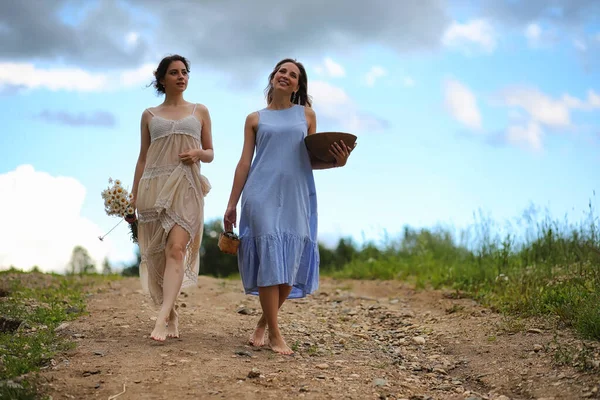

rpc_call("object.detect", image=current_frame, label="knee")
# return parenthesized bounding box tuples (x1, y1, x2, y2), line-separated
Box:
(166, 242, 186, 262)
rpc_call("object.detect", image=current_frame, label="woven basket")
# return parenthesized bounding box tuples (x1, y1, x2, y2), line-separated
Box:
(218, 231, 240, 255)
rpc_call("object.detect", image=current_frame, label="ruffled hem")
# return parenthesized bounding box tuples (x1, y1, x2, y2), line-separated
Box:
(238, 231, 319, 299)
(137, 164, 211, 305)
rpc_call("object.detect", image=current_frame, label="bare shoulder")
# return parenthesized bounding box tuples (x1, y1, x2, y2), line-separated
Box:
(141, 108, 153, 122)
(193, 103, 209, 114)
(191, 103, 210, 126)
(304, 105, 316, 120)
(304, 105, 317, 123)
(246, 111, 259, 126)
(304, 107, 317, 125)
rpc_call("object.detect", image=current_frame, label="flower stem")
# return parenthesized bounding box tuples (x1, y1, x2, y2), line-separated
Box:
(98, 219, 124, 241)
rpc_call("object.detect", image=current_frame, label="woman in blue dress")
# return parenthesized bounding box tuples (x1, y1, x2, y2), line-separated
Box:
(224, 58, 355, 354)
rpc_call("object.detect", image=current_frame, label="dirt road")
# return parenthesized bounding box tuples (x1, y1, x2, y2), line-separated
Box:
(40, 276, 599, 399)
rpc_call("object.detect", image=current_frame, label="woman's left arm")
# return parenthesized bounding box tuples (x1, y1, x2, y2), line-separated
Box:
(198, 104, 214, 163)
(179, 103, 214, 164)
(305, 107, 356, 170)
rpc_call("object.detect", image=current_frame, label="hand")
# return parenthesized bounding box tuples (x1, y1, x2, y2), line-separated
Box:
(129, 194, 136, 209)
(223, 206, 237, 232)
(329, 140, 356, 167)
(179, 149, 202, 165)
(125, 195, 137, 223)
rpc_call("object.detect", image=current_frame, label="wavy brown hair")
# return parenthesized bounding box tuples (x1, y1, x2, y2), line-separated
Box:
(264, 58, 312, 107)
(150, 54, 190, 95)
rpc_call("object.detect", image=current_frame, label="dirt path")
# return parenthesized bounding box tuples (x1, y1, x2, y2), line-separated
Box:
(40, 277, 599, 400)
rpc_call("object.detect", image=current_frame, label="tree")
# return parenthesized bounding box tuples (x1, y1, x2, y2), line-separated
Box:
(335, 238, 357, 267)
(121, 247, 141, 277)
(102, 257, 112, 275)
(318, 244, 337, 271)
(199, 219, 239, 277)
(67, 246, 96, 275)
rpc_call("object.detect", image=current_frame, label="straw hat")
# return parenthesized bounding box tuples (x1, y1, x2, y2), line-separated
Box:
(304, 132, 357, 163)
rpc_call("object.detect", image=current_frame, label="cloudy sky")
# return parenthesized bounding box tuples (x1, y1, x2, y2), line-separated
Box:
(1, 0, 599, 273)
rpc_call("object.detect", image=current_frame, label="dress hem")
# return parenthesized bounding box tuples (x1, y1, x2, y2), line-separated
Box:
(238, 231, 320, 300)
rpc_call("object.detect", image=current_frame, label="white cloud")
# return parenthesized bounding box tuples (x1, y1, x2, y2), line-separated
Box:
(0, 63, 107, 91)
(365, 66, 387, 87)
(0, 165, 122, 273)
(444, 79, 482, 130)
(119, 63, 155, 88)
(500, 87, 600, 150)
(324, 58, 345, 78)
(525, 23, 542, 46)
(314, 58, 346, 78)
(562, 90, 600, 110)
(0, 62, 155, 92)
(442, 19, 497, 54)
(310, 80, 388, 132)
(573, 39, 587, 52)
(506, 121, 543, 152)
(523, 22, 561, 49)
(503, 88, 572, 127)
(402, 76, 415, 87)
(589, 90, 600, 107)
(503, 88, 600, 127)
(125, 31, 139, 47)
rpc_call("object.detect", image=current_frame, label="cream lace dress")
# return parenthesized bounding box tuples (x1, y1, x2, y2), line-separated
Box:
(136, 104, 211, 305)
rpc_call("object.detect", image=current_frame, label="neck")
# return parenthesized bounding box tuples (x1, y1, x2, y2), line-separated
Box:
(162, 92, 186, 106)
(268, 91, 293, 110)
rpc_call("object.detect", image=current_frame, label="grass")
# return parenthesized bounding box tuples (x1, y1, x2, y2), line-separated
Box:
(324, 201, 600, 341)
(0, 270, 119, 399)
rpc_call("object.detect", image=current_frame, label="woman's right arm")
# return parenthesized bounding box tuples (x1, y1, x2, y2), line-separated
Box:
(224, 112, 258, 229)
(131, 110, 152, 208)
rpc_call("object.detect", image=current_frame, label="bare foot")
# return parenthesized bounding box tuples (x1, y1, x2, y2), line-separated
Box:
(268, 333, 294, 355)
(167, 308, 179, 339)
(150, 317, 169, 342)
(249, 317, 267, 347)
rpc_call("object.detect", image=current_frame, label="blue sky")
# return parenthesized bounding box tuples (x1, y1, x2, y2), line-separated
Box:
(1, 1, 599, 272)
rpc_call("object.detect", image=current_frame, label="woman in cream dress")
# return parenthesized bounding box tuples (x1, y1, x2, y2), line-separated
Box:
(130, 54, 213, 341)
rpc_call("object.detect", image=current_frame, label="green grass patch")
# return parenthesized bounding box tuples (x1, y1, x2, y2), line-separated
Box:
(0, 271, 118, 399)
(324, 203, 600, 341)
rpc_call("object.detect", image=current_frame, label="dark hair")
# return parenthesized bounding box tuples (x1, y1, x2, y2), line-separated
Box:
(150, 54, 190, 95)
(264, 58, 312, 107)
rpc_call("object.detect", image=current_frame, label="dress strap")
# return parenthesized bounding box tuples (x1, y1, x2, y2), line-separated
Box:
(191, 103, 197, 115)
(146, 108, 155, 116)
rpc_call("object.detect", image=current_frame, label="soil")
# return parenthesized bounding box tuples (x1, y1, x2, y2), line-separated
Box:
(38, 276, 600, 400)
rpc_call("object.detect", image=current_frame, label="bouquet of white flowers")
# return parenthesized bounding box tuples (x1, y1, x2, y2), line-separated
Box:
(99, 178, 138, 243)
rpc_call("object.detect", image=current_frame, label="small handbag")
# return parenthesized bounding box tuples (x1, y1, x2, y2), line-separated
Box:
(218, 231, 240, 255)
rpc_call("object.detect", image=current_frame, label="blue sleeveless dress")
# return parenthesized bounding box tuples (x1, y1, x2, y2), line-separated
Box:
(238, 105, 319, 299)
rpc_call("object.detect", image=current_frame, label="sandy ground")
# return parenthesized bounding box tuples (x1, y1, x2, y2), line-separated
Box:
(38, 276, 599, 400)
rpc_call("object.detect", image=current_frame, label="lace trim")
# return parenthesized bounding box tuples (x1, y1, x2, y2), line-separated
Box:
(157, 207, 194, 241)
(140, 164, 208, 199)
(138, 209, 160, 223)
(138, 168, 209, 226)
(141, 164, 177, 180)
(138, 206, 196, 236)
(152, 130, 201, 142)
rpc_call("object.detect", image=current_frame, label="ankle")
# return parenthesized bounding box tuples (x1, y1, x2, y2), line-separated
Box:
(268, 329, 282, 339)
(156, 313, 169, 324)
